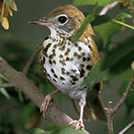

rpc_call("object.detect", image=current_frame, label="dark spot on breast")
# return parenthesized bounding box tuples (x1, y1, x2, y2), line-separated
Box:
(53, 44, 57, 48)
(71, 81, 76, 85)
(66, 72, 70, 75)
(44, 36, 49, 40)
(80, 64, 84, 68)
(47, 73, 50, 78)
(61, 67, 66, 74)
(60, 45, 65, 51)
(53, 60, 56, 64)
(66, 57, 70, 61)
(53, 78, 57, 82)
(49, 60, 52, 64)
(70, 75, 79, 81)
(60, 76, 65, 81)
(80, 69, 85, 78)
(81, 52, 85, 56)
(73, 52, 78, 57)
(78, 46, 82, 51)
(59, 54, 63, 58)
(51, 68, 55, 73)
(80, 88, 84, 91)
(75, 43, 78, 47)
(43, 68, 47, 73)
(88, 45, 92, 51)
(43, 43, 51, 56)
(65, 48, 71, 55)
(87, 57, 90, 61)
(71, 69, 77, 73)
(59, 60, 66, 66)
(40, 57, 45, 65)
(54, 74, 58, 78)
(82, 57, 87, 61)
(86, 65, 92, 70)
(68, 42, 71, 46)
(78, 55, 81, 59)
(49, 54, 54, 59)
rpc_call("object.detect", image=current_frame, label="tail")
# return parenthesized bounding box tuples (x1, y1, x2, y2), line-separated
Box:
(72, 82, 107, 123)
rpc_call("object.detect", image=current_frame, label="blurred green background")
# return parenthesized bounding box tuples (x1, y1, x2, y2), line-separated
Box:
(0, 0, 134, 134)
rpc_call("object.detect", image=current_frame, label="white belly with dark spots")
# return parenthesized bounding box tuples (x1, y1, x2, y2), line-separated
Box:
(40, 38, 94, 99)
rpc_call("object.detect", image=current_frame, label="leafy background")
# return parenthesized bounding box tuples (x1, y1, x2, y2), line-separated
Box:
(0, 0, 134, 134)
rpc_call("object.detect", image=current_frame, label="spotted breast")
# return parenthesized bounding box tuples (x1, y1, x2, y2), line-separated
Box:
(39, 31, 95, 100)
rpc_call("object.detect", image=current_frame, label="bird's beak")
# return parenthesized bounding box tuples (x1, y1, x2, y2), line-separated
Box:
(28, 18, 53, 26)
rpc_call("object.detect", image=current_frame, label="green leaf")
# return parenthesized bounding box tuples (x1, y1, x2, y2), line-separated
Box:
(0, 87, 11, 99)
(0, 78, 10, 99)
(115, 13, 132, 20)
(27, 128, 47, 134)
(94, 13, 132, 47)
(72, 5, 98, 42)
(94, 20, 122, 47)
(51, 126, 84, 134)
(27, 126, 84, 134)
(5, 0, 17, 11)
(0, 73, 8, 81)
(102, 36, 134, 74)
(18, 89, 24, 102)
(0, 31, 14, 41)
(72, 0, 122, 6)
(91, 15, 111, 27)
(112, 13, 134, 30)
(114, 69, 133, 81)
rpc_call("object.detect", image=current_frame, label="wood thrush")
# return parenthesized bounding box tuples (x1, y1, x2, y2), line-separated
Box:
(29, 5, 107, 129)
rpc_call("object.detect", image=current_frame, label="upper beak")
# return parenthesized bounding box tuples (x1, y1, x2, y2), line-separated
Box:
(28, 18, 53, 26)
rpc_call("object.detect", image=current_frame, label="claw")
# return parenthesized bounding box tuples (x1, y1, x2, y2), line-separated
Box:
(69, 120, 85, 130)
(40, 89, 60, 117)
(40, 94, 52, 117)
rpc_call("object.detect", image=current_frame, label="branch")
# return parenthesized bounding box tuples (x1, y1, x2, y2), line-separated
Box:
(128, 2, 134, 26)
(111, 73, 134, 116)
(0, 56, 90, 134)
(23, 43, 41, 75)
(118, 120, 134, 134)
(99, 2, 119, 15)
(0, 83, 18, 88)
(105, 101, 114, 134)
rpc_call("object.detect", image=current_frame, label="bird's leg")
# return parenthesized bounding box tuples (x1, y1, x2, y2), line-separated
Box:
(69, 98, 85, 129)
(40, 89, 60, 117)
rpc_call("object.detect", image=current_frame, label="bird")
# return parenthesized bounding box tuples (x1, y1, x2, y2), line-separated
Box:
(29, 5, 107, 129)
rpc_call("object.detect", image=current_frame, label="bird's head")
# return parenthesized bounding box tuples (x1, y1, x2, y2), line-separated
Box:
(29, 5, 94, 40)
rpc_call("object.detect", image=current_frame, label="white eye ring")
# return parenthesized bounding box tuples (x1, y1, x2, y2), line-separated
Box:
(57, 14, 68, 25)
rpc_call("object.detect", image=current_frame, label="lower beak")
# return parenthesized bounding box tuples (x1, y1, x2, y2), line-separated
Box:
(28, 19, 53, 26)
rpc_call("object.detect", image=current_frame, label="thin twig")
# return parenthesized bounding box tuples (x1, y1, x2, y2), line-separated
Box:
(118, 120, 134, 134)
(99, 2, 119, 15)
(23, 43, 41, 75)
(0, 83, 18, 88)
(128, 2, 134, 26)
(105, 101, 114, 134)
(111, 73, 134, 116)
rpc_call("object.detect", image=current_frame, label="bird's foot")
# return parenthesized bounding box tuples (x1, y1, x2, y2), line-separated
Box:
(40, 94, 52, 117)
(68, 120, 85, 130)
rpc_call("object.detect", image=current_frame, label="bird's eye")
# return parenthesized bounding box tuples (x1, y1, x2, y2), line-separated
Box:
(58, 16, 67, 24)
